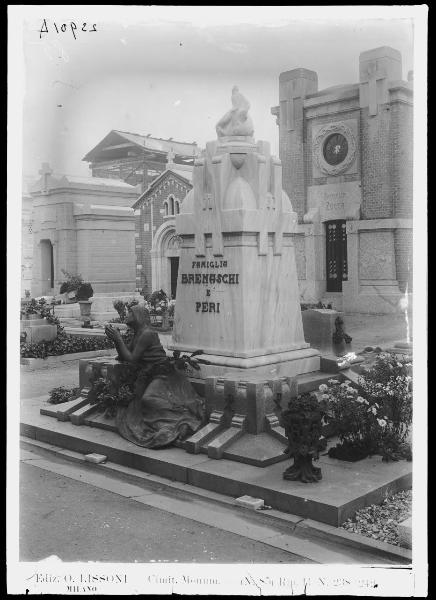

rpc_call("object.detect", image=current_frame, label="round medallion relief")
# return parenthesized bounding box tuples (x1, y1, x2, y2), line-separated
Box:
(313, 123, 357, 176)
(323, 133, 348, 166)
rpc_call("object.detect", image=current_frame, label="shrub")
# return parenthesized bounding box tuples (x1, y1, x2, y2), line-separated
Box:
(321, 352, 413, 462)
(88, 377, 135, 419)
(21, 298, 39, 317)
(48, 386, 81, 405)
(322, 379, 380, 460)
(359, 353, 412, 461)
(59, 270, 83, 294)
(301, 301, 332, 311)
(21, 298, 63, 334)
(20, 329, 132, 359)
(112, 298, 139, 322)
(77, 282, 94, 301)
(149, 289, 168, 312)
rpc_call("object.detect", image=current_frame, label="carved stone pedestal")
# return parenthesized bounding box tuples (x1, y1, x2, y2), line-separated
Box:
(185, 374, 298, 466)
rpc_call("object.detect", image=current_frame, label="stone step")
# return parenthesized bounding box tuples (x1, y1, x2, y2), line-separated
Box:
(90, 311, 120, 322)
(92, 292, 141, 298)
(54, 305, 80, 318)
(296, 370, 345, 394)
(21, 406, 413, 531)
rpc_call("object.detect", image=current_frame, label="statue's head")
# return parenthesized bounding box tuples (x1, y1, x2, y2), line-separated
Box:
(126, 304, 151, 329)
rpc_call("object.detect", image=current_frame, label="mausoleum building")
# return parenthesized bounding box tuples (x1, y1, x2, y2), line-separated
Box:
(30, 164, 138, 297)
(21, 179, 34, 297)
(132, 162, 193, 297)
(271, 46, 413, 313)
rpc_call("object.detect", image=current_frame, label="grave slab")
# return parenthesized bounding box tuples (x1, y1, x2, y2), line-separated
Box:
(21, 399, 412, 527)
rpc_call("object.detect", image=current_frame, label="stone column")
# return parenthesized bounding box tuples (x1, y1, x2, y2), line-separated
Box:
(278, 69, 318, 221)
(359, 46, 402, 116)
(301, 221, 326, 302)
(342, 222, 359, 312)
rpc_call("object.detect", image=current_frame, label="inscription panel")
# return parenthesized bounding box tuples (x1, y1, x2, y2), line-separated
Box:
(179, 259, 240, 315)
(307, 182, 361, 223)
(359, 230, 396, 280)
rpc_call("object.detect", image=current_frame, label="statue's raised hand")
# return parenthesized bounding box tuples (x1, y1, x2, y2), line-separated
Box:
(105, 324, 121, 342)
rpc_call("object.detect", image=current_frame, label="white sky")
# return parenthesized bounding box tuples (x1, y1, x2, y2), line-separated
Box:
(19, 6, 415, 179)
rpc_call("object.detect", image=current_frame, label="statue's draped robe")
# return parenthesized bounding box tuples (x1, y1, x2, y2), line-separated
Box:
(116, 328, 205, 448)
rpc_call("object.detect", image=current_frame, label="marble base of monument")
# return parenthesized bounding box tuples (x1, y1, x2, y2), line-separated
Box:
(73, 353, 333, 467)
(184, 347, 320, 380)
(183, 374, 297, 466)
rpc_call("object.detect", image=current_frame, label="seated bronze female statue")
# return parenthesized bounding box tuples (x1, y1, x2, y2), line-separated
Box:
(104, 304, 205, 449)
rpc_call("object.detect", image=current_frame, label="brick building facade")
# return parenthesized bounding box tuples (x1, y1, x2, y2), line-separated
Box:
(271, 46, 413, 313)
(132, 164, 193, 297)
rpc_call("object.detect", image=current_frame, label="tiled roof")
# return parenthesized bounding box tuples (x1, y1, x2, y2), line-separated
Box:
(63, 175, 136, 188)
(83, 130, 199, 162)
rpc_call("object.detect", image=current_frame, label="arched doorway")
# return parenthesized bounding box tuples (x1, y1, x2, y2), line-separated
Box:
(151, 222, 181, 297)
(40, 239, 54, 295)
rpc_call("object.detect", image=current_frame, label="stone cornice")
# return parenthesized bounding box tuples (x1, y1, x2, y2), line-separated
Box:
(347, 218, 412, 233)
(31, 187, 138, 200)
(304, 86, 360, 109)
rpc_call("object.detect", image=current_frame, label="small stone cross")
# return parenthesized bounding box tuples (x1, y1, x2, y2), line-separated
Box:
(363, 63, 387, 116)
(166, 149, 176, 166)
(39, 162, 53, 193)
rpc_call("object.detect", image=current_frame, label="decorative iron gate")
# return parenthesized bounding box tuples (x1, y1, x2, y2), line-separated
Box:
(326, 220, 348, 292)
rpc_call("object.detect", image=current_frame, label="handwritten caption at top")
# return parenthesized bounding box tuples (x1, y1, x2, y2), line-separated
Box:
(39, 19, 97, 40)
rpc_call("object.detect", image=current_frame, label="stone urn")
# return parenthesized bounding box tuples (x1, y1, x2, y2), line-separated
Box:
(78, 300, 93, 318)
(279, 393, 326, 483)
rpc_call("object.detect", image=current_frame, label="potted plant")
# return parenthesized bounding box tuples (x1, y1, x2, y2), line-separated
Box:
(77, 282, 94, 318)
(279, 393, 327, 483)
(149, 289, 169, 327)
(21, 298, 40, 320)
(59, 269, 83, 303)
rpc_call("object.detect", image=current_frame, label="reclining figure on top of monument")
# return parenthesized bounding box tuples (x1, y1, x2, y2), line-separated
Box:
(216, 86, 254, 139)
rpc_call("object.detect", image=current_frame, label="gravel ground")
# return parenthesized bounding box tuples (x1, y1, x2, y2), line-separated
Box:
(341, 490, 412, 546)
